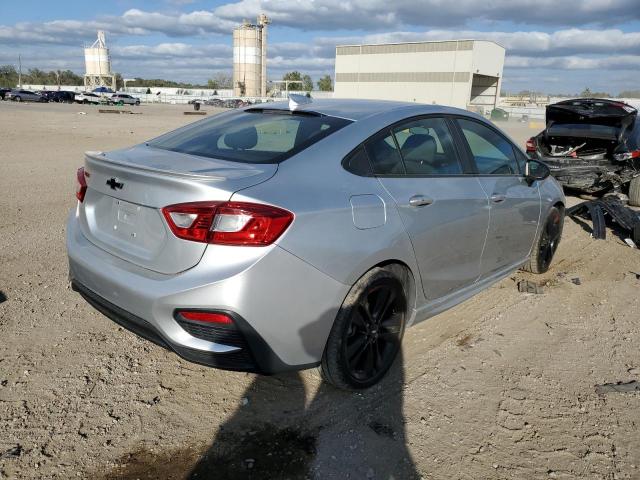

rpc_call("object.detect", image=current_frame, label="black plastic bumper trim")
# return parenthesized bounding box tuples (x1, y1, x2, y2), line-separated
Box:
(70, 279, 318, 374)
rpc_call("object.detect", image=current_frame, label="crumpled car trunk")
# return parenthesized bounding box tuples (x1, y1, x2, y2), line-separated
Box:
(534, 99, 639, 194)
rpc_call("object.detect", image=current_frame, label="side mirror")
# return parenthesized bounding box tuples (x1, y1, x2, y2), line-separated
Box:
(525, 159, 550, 185)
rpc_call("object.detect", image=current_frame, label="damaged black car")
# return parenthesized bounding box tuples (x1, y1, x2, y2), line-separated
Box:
(527, 99, 640, 206)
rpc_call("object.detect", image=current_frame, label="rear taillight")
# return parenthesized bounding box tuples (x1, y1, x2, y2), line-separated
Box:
(161, 201, 294, 246)
(176, 310, 234, 325)
(613, 150, 640, 161)
(76, 167, 87, 202)
(525, 137, 537, 153)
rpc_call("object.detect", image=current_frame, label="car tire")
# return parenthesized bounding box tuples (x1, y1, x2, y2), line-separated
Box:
(628, 176, 640, 207)
(14, 96, 21, 102)
(524, 206, 563, 274)
(321, 265, 408, 390)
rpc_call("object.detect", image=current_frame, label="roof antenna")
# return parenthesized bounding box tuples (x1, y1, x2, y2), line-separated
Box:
(289, 93, 312, 111)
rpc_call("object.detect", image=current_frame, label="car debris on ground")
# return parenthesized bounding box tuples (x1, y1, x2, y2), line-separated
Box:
(517, 280, 545, 294)
(595, 381, 640, 395)
(567, 194, 640, 246)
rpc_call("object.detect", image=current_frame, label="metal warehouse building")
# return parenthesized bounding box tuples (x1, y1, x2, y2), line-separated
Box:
(334, 40, 505, 110)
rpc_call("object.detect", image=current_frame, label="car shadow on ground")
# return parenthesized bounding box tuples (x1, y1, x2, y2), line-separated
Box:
(104, 351, 420, 480)
(0, 290, 6, 304)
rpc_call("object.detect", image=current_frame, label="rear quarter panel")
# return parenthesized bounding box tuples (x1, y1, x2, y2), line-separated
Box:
(229, 111, 430, 310)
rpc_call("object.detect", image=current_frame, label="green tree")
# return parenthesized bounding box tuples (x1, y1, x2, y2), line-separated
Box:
(317, 74, 333, 91)
(302, 74, 313, 92)
(58, 70, 83, 85)
(618, 90, 640, 98)
(0, 65, 18, 87)
(282, 71, 303, 90)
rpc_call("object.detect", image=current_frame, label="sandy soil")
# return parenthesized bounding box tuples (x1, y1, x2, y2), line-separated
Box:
(1, 101, 639, 480)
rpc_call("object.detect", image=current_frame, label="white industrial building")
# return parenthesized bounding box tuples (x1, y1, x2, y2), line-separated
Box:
(334, 40, 505, 110)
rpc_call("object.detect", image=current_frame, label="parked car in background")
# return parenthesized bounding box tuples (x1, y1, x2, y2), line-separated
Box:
(67, 98, 565, 390)
(490, 107, 510, 121)
(222, 99, 247, 108)
(40, 91, 75, 103)
(110, 93, 140, 106)
(6, 89, 47, 102)
(75, 92, 103, 105)
(204, 98, 225, 107)
(527, 98, 640, 206)
(0, 88, 11, 100)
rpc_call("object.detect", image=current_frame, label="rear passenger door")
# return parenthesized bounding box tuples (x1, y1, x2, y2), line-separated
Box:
(366, 116, 490, 301)
(454, 118, 541, 278)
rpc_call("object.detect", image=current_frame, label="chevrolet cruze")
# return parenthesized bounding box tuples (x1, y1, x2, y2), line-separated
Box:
(67, 99, 565, 390)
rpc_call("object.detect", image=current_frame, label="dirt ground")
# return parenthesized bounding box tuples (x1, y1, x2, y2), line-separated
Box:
(1, 101, 639, 480)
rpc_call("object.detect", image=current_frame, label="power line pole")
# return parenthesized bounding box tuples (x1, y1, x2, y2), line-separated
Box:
(18, 54, 22, 87)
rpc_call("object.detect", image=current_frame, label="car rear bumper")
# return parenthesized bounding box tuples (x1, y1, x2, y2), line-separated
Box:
(66, 207, 350, 374)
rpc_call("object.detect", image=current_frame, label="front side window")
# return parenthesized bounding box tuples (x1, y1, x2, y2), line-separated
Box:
(392, 117, 462, 175)
(149, 109, 351, 164)
(457, 118, 520, 175)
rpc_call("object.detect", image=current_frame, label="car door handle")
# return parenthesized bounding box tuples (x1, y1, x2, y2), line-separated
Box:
(490, 194, 506, 203)
(408, 195, 433, 207)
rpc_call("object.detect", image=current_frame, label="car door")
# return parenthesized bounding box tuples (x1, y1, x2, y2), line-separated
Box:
(453, 117, 541, 278)
(365, 116, 490, 301)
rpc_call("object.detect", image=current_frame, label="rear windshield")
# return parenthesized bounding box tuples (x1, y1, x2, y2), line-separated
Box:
(547, 123, 619, 140)
(148, 109, 352, 164)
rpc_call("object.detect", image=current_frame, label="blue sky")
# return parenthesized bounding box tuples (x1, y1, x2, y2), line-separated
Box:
(1, 0, 639, 94)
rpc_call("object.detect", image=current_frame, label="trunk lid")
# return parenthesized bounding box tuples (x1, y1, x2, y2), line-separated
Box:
(546, 99, 637, 135)
(78, 145, 277, 274)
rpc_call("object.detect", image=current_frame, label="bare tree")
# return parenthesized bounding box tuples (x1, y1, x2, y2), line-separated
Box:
(208, 71, 233, 89)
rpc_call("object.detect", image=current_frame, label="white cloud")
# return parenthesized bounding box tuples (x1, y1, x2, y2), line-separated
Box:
(1, 2, 639, 93)
(506, 55, 640, 70)
(214, 0, 640, 29)
(0, 9, 236, 47)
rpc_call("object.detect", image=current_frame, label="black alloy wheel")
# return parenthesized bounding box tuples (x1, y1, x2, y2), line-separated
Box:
(537, 208, 562, 272)
(343, 278, 405, 385)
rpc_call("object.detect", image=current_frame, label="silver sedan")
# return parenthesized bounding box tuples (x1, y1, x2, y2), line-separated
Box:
(66, 99, 565, 389)
(7, 89, 46, 102)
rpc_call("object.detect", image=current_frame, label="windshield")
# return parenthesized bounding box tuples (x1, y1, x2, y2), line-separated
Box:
(148, 109, 352, 164)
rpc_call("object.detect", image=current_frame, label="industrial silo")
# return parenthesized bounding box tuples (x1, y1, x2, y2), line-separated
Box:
(233, 14, 270, 97)
(84, 31, 116, 92)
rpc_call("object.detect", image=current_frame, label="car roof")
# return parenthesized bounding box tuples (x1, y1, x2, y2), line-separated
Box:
(251, 98, 471, 121)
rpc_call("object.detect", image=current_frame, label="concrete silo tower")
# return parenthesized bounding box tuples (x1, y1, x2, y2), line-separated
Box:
(233, 14, 271, 97)
(84, 31, 116, 91)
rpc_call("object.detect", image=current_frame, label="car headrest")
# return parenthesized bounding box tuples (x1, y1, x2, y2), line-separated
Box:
(224, 126, 258, 150)
(402, 134, 437, 160)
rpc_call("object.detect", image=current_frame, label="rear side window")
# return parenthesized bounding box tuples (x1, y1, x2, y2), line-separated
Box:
(343, 146, 372, 176)
(392, 117, 462, 175)
(149, 110, 351, 164)
(364, 130, 404, 175)
(457, 119, 520, 175)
